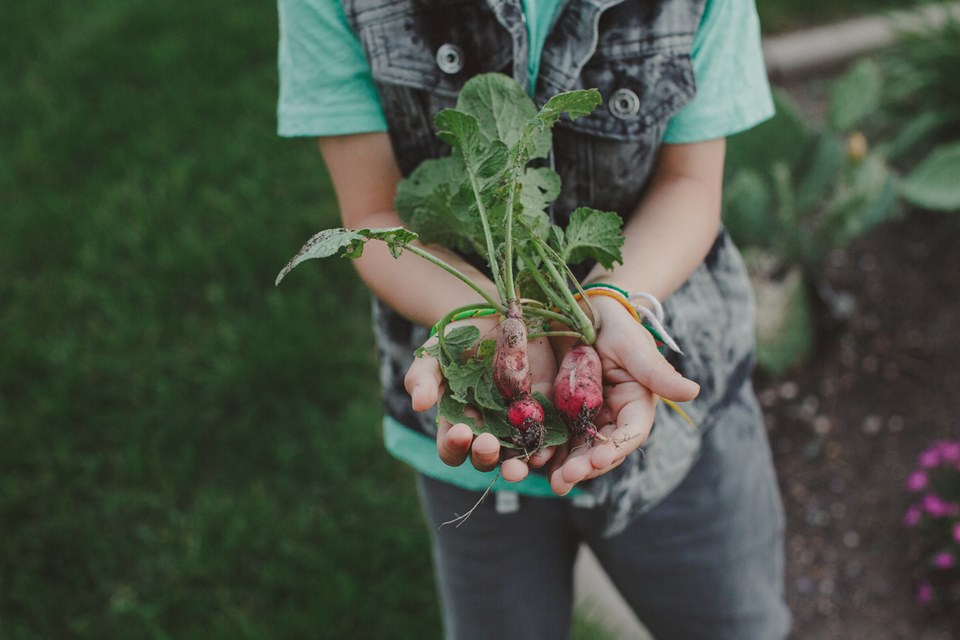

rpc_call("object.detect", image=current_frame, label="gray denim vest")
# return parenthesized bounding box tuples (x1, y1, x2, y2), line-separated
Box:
(343, 0, 758, 535)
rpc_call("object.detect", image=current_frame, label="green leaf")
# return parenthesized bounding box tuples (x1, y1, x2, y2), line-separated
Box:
(435, 109, 510, 178)
(395, 156, 482, 253)
(518, 167, 560, 215)
(725, 90, 816, 179)
(275, 227, 417, 285)
(796, 133, 846, 213)
(431, 325, 570, 450)
(441, 325, 482, 359)
(722, 168, 773, 249)
(900, 142, 960, 211)
(881, 111, 949, 164)
(443, 334, 502, 411)
(536, 392, 572, 447)
(516, 89, 603, 162)
(809, 155, 897, 262)
(455, 73, 540, 149)
(828, 59, 883, 132)
(516, 166, 559, 237)
(562, 208, 624, 269)
(537, 89, 603, 127)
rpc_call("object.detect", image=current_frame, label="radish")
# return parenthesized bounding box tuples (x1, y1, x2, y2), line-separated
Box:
(493, 301, 546, 449)
(507, 395, 545, 450)
(493, 302, 531, 402)
(554, 344, 606, 441)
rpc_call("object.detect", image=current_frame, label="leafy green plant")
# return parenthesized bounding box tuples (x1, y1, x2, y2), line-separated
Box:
(882, 15, 960, 211)
(277, 74, 626, 451)
(869, 14, 960, 173)
(723, 78, 899, 373)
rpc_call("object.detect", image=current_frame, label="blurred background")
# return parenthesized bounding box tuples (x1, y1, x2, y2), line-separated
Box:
(2, 1, 959, 638)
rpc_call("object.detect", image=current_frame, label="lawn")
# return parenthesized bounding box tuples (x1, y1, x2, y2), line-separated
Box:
(1, 2, 438, 637)
(1, 0, 932, 638)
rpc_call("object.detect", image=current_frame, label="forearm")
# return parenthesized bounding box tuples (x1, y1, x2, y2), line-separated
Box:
(318, 132, 498, 328)
(585, 140, 725, 300)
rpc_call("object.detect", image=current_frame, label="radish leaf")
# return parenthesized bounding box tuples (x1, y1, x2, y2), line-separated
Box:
(275, 227, 417, 285)
(560, 208, 625, 269)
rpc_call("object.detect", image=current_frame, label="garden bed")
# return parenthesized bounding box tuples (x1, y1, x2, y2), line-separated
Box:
(757, 210, 960, 639)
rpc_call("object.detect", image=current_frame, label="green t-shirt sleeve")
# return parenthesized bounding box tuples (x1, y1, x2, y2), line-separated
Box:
(662, 0, 775, 143)
(277, 0, 387, 137)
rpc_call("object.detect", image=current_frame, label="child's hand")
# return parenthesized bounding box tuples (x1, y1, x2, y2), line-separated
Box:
(548, 295, 699, 495)
(403, 317, 560, 482)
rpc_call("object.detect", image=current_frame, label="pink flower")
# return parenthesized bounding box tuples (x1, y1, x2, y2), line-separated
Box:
(937, 441, 960, 463)
(919, 449, 940, 469)
(903, 506, 922, 527)
(933, 551, 955, 569)
(923, 494, 950, 517)
(907, 471, 929, 492)
(953, 522, 960, 544)
(921, 495, 959, 518)
(916, 581, 934, 604)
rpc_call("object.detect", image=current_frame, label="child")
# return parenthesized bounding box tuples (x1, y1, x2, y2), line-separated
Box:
(278, 0, 791, 637)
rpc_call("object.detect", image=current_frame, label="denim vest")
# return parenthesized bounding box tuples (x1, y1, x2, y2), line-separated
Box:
(344, 0, 758, 535)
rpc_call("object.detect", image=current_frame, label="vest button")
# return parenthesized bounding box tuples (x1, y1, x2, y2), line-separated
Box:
(609, 88, 641, 120)
(436, 43, 465, 74)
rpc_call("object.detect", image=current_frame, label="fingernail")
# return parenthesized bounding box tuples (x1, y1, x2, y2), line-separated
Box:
(411, 385, 421, 405)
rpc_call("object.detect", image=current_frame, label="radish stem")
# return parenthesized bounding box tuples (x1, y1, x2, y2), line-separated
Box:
(404, 244, 505, 313)
(464, 167, 507, 302)
(434, 302, 499, 361)
(529, 239, 596, 344)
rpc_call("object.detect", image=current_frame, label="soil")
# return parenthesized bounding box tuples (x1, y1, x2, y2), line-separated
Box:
(756, 211, 960, 639)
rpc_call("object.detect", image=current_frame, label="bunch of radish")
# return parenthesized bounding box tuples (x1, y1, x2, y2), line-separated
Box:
(276, 73, 627, 454)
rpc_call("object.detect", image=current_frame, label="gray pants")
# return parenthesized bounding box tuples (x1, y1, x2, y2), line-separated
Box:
(416, 386, 791, 640)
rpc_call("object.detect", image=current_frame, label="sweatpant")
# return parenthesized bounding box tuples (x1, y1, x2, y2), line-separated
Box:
(416, 386, 791, 640)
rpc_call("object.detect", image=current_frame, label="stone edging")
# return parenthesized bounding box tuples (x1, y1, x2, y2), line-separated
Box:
(764, 1, 960, 81)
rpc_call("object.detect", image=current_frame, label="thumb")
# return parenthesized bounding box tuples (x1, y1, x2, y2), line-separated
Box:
(622, 343, 699, 402)
(404, 352, 444, 412)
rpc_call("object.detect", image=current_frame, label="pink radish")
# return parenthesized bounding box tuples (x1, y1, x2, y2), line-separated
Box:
(554, 344, 606, 441)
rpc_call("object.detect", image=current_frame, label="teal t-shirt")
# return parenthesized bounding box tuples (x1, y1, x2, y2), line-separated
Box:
(276, 0, 774, 495)
(277, 0, 774, 142)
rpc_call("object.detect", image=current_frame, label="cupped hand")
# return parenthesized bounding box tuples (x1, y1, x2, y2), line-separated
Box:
(548, 295, 700, 495)
(403, 315, 560, 482)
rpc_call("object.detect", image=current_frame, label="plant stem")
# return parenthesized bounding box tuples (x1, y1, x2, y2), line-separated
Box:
(464, 169, 507, 302)
(434, 302, 500, 362)
(527, 330, 583, 340)
(537, 237, 600, 333)
(529, 239, 596, 344)
(525, 255, 570, 312)
(520, 304, 576, 327)
(502, 168, 519, 302)
(405, 244, 506, 313)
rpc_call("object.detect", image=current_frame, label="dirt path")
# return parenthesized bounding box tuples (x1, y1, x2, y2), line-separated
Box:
(759, 212, 960, 639)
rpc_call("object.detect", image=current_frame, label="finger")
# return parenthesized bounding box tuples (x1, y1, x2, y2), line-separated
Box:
(550, 452, 593, 496)
(527, 445, 556, 468)
(621, 343, 699, 402)
(589, 399, 654, 469)
(404, 352, 444, 412)
(436, 420, 473, 467)
(528, 336, 557, 391)
(501, 457, 529, 482)
(600, 381, 650, 421)
(595, 404, 615, 428)
(470, 432, 501, 472)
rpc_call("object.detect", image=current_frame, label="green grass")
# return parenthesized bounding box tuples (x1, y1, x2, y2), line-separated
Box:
(0, 2, 438, 638)
(756, 0, 935, 33)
